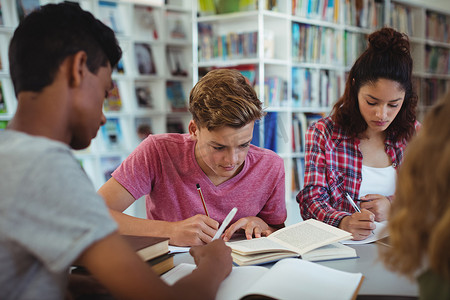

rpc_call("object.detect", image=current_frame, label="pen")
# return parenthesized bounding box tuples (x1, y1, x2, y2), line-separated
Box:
(212, 207, 238, 240)
(345, 193, 361, 213)
(196, 183, 209, 217)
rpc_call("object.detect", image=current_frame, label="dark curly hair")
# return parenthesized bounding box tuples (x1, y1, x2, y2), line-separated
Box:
(331, 27, 417, 142)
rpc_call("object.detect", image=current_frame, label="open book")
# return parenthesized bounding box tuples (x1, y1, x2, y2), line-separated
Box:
(227, 219, 355, 265)
(162, 258, 363, 300)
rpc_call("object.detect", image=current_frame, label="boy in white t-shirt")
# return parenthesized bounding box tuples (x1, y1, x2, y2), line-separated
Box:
(0, 3, 231, 299)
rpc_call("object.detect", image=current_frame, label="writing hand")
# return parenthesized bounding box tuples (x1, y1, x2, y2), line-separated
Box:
(339, 209, 376, 240)
(222, 216, 273, 241)
(360, 194, 391, 222)
(190, 239, 233, 280)
(168, 214, 219, 246)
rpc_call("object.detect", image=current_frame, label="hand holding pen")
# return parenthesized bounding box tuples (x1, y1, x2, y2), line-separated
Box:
(339, 193, 376, 240)
(196, 183, 238, 242)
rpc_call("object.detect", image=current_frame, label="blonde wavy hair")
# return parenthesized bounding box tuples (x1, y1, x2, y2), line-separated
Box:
(189, 69, 263, 130)
(379, 92, 450, 280)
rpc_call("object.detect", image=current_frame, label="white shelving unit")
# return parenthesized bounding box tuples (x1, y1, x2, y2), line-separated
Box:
(192, 0, 450, 225)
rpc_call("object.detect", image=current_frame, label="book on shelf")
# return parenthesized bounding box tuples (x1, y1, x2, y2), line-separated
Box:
(197, 0, 216, 17)
(163, 258, 363, 300)
(166, 46, 188, 77)
(114, 58, 125, 74)
(100, 156, 122, 182)
(135, 117, 152, 141)
(0, 81, 6, 114)
(251, 119, 260, 147)
(103, 80, 122, 112)
(134, 42, 157, 75)
(292, 113, 307, 152)
(98, 1, 124, 34)
(166, 118, 185, 133)
(0, 2, 3, 25)
(166, 11, 186, 40)
(0, 120, 8, 130)
(263, 112, 278, 152)
(292, 157, 305, 192)
(305, 112, 325, 128)
(226, 219, 355, 266)
(100, 117, 124, 150)
(135, 82, 154, 109)
(264, 76, 287, 107)
(166, 81, 187, 112)
(16, 0, 40, 22)
(134, 5, 158, 40)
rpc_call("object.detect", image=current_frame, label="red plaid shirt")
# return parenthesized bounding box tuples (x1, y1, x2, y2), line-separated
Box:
(297, 116, 415, 227)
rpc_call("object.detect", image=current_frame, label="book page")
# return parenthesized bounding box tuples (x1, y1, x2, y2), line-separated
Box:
(227, 236, 295, 255)
(301, 242, 357, 261)
(242, 258, 363, 300)
(270, 219, 352, 255)
(162, 263, 268, 300)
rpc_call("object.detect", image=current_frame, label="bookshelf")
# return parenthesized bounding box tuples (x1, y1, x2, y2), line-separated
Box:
(192, 0, 450, 225)
(0, 0, 193, 217)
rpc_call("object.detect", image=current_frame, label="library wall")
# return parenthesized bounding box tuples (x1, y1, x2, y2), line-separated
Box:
(0, 0, 194, 217)
(195, 0, 450, 225)
(0, 0, 448, 223)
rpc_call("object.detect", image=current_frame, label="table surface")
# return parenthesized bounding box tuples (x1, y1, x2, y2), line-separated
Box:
(172, 242, 418, 298)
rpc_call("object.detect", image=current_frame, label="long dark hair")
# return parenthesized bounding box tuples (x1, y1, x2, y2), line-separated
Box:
(332, 27, 417, 142)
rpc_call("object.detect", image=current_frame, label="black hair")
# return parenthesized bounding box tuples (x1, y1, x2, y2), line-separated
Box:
(9, 2, 122, 95)
(332, 27, 417, 141)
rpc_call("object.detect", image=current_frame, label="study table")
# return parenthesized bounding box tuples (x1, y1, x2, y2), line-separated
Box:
(172, 242, 419, 299)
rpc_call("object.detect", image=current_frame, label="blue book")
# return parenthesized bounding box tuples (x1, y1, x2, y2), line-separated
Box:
(264, 112, 277, 152)
(251, 120, 260, 147)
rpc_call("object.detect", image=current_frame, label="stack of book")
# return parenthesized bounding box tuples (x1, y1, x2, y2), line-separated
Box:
(124, 235, 174, 276)
(72, 235, 173, 276)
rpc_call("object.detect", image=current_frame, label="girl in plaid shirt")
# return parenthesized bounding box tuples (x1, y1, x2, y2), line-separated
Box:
(297, 27, 419, 240)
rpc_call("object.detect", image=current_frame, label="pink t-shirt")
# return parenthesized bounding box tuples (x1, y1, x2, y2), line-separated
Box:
(112, 133, 286, 225)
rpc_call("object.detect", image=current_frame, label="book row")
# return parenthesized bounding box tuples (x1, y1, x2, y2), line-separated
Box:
(292, 23, 343, 65)
(198, 23, 258, 62)
(292, 68, 344, 108)
(0, 76, 188, 115)
(425, 46, 450, 75)
(293, 0, 384, 29)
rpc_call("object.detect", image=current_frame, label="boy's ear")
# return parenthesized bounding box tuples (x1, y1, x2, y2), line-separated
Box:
(69, 51, 88, 88)
(188, 120, 198, 140)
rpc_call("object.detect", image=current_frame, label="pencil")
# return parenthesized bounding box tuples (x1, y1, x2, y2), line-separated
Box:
(196, 183, 209, 217)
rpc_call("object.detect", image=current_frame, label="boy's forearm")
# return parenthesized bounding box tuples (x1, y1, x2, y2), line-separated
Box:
(109, 209, 172, 239)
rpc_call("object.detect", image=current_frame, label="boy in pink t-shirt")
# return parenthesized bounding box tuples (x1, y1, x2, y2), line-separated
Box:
(99, 69, 287, 246)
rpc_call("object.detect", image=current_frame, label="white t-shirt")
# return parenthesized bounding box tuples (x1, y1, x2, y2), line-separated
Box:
(358, 164, 396, 199)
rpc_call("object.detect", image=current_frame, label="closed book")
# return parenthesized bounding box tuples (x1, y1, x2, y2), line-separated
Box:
(122, 235, 170, 262)
(147, 252, 175, 276)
